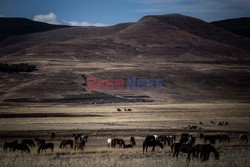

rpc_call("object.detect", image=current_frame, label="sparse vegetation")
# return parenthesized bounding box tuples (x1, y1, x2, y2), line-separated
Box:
(0, 63, 36, 73)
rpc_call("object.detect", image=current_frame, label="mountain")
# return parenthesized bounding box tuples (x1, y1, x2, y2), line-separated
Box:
(211, 18, 250, 39)
(0, 14, 250, 105)
(0, 17, 69, 41)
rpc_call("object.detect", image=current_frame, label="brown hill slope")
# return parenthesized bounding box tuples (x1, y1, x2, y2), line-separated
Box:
(0, 14, 250, 105)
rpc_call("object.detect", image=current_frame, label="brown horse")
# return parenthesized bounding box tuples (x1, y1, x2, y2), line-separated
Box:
(74, 140, 85, 151)
(3, 140, 18, 152)
(34, 136, 45, 145)
(51, 132, 56, 139)
(60, 140, 74, 149)
(37, 143, 54, 153)
(239, 134, 248, 143)
(143, 136, 164, 153)
(12, 143, 30, 153)
(195, 144, 219, 161)
(111, 139, 125, 148)
(130, 137, 136, 146)
(22, 139, 35, 147)
(157, 135, 171, 146)
(172, 143, 195, 161)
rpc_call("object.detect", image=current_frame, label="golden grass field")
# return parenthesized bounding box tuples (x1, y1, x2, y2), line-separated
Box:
(0, 102, 250, 167)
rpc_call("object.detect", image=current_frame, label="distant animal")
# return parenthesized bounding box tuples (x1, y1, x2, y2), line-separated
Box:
(37, 143, 54, 153)
(157, 135, 171, 146)
(194, 144, 219, 161)
(74, 140, 85, 151)
(111, 139, 125, 148)
(34, 137, 45, 145)
(124, 108, 127, 111)
(172, 143, 195, 161)
(143, 136, 164, 153)
(3, 140, 18, 152)
(72, 134, 88, 142)
(51, 133, 56, 139)
(22, 139, 35, 147)
(220, 134, 230, 143)
(127, 108, 132, 111)
(180, 133, 196, 146)
(117, 108, 122, 112)
(12, 143, 30, 153)
(239, 134, 248, 143)
(198, 121, 203, 125)
(107, 138, 112, 148)
(60, 140, 73, 149)
(130, 137, 136, 146)
(124, 144, 133, 148)
(210, 121, 215, 124)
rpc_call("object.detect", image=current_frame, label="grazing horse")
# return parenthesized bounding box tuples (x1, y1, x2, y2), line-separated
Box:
(130, 137, 136, 146)
(22, 139, 35, 147)
(195, 144, 219, 161)
(157, 135, 170, 146)
(37, 143, 54, 153)
(74, 140, 85, 151)
(107, 138, 112, 148)
(239, 134, 248, 143)
(143, 136, 164, 153)
(72, 134, 88, 143)
(111, 139, 125, 148)
(12, 143, 30, 153)
(3, 140, 18, 152)
(34, 137, 45, 145)
(60, 140, 73, 149)
(172, 143, 195, 161)
(180, 133, 196, 146)
(220, 134, 230, 143)
(51, 133, 56, 139)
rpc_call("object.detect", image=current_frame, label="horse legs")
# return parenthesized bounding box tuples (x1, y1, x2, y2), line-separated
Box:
(152, 146, 155, 152)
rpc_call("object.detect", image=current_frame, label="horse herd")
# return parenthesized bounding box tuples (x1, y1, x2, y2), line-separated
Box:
(2, 132, 248, 162)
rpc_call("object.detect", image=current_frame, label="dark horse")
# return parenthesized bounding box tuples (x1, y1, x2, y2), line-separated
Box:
(37, 143, 54, 153)
(157, 135, 171, 146)
(74, 140, 85, 151)
(130, 137, 136, 146)
(34, 136, 45, 145)
(172, 143, 195, 161)
(12, 143, 30, 153)
(143, 135, 164, 153)
(3, 140, 18, 152)
(239, 134, 248, 143)
(22, 139, 35, 147)
(60, 140, 74, 149)
(111, 139, 125, 148)
(195, 144, 219, 161)
(72, 134, 88, 143)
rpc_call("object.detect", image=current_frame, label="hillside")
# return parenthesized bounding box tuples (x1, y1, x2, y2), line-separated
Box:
(0, 14, 250, 105)
(211, 17, 250, 39)
(0, 17, 69, 41)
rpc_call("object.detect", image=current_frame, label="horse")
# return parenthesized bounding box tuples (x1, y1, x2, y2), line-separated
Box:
(72, 134, 88, 143)
(34, 136, 45, 145)
(180, 133, 196, 146)
(195, 144, 219, 161)
(74, 140, 85, 151)
(166, 135, 176, 145)
(172, 143, 195, 161)
(107, 138, 112, 148)
(12, 143, 30, 153)
(60, 140, 73, 149)
(111, 139, 125, 148)
(200, 134, 216, 145)
(3, 140, 18, 152)
(157, 135, 171, 146)
(51, 133, 56, 139)
(22, 139, 35, 147)
(143, 136, 164, 153)
(220, 134, 230, 143)
(239, 134, 248, 143)
(37, 143, 54, 153)
(130, 137, 136, 146)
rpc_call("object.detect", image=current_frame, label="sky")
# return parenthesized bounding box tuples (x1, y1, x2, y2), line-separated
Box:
(0, 0, 250, 26)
